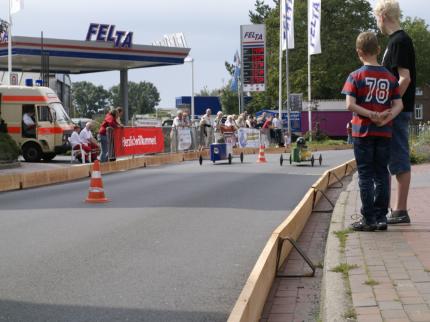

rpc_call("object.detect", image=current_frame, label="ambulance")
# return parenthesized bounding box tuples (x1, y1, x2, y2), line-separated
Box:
(0, 85, 74, 162)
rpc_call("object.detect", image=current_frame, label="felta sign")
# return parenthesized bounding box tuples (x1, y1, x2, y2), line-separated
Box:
(86, 23, 133, 48)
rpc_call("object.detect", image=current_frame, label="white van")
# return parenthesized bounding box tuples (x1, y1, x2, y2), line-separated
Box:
(0, 85, 74, 162)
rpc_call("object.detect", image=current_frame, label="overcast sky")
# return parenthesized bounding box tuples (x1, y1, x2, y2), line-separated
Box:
(1, 0, 428, 108)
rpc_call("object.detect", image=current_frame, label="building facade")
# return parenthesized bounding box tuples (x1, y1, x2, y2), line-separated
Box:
(413, 85, 430, 125)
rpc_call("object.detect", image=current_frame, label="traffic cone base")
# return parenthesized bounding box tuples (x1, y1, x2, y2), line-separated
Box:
(85, 160, 110, 203)
(257, 145, 267, 163)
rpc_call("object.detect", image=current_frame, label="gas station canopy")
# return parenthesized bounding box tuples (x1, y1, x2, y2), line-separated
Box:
(0, 35, 190, 123)
(0, 36, 190, 74)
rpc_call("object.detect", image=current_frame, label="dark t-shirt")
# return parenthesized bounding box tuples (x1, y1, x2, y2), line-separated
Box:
(382, 30, 416, 112)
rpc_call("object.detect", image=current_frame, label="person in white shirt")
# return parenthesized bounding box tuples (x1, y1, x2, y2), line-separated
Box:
(172, 111, 184, 129)
(272, 113, 284, 147)
(69, 124, 91, 161)
(22, 110, 36, 137)
(69, 125, 83, 148)
(170, 111, 184, 152)
(199, 108, 212, 147)
(224, 115, 237, 130)
(79, 121, 100, 161)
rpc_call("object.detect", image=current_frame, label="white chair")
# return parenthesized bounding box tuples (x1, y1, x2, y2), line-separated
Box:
(68, 138, 91, 164)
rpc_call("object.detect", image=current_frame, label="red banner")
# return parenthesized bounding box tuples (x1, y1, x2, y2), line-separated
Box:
(113, 127, 164, 157)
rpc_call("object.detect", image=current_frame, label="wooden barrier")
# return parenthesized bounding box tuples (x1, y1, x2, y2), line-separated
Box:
(0, 173, 21, 192)
(227, 159, 357, 322)
(228, 235, 279, 322)
(68, 165, 91, 181)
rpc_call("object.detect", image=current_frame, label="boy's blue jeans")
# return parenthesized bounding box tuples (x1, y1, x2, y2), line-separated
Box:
(353, 137, 391, 225)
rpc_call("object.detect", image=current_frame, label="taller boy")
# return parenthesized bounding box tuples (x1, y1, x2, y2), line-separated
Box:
(375, 0, 416, 224)
(342, 32, 403, 231)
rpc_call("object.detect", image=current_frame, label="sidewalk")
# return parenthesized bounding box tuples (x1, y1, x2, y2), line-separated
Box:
(325, 163, 430, 322)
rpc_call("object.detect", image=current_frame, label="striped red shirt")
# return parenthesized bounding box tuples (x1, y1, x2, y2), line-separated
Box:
(342, 65, 401, 138)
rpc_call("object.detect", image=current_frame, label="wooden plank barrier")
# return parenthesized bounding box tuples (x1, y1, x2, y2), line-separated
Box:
(0, 173, 21, 192)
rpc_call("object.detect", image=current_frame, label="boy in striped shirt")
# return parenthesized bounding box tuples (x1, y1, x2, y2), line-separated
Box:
(342, 31, 403, 231)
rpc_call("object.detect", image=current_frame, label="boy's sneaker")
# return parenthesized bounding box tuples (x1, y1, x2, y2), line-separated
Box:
(387, 210, 411, 225)
(351, 220, 377, 232)
(376, 222, 388, 231)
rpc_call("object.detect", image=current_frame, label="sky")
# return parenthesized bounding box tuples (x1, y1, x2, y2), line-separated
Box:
(1, 0, 429, 108)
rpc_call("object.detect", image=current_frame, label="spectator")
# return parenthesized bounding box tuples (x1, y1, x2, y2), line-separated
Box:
(256, 112, 267, 128)
(262, 115, 273, 129)
(236, 115, 246, 128)
(116, 107, 124, 126)
(199, 108, 212, 147)
(172, 111, 184, 129)
(99, 109, 120, 162)
(261, 115, 273, 147)
(70, 124, 91, 162)
(79, 121, 100, 162)
(170, 111, 185, 152)
(342, 31, 403, 231)
(375, 0, 416, 225)
(214, 111, 224, 143)
(224, 115, 238, 131)
(246, 115, 256, 128)
(272, 113, 283, 146)
(22, 109, 36, 137)
(182, 112, 191, 127)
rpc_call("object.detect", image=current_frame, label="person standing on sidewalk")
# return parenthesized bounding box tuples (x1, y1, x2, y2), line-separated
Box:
(342, 31, 403, 231)
(374, 0, 416, 225)
(99, 109, 120, 162)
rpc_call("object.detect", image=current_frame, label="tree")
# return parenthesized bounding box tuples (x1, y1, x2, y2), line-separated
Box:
(249, 0, 274, 24)
(72, 81, 111, 118)
(219, 81, 240, 115)
(196, 86, 219, 96)
(235, 0, 377, 113)
(402, 17, 430, 87)
(110, 81, 160, 115)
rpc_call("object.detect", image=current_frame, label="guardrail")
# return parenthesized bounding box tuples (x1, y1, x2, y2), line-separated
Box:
(227, 159, 357, 322)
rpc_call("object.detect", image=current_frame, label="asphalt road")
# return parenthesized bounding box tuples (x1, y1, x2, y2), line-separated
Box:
(0, 149, 353, 322)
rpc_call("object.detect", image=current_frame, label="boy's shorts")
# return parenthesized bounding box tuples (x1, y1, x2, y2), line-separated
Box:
(389, 112, 412, 175)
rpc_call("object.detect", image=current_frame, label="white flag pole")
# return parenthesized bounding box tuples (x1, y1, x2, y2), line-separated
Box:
(307, 0, 321, 142)
(307, 0, 312, 142)
(278, 1, 283, 124)
(8, 0, 12, 85)
(308, 52, 312, 142)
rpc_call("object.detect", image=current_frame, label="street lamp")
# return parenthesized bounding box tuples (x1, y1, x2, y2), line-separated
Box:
(184, 56, 194, 123)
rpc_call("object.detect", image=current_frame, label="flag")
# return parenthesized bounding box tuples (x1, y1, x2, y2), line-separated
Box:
(233, 50, 240, 66)
(10, 0, 23, 15)
(281, 0, 295, 50)
(308, 0, 321, 55)
(230, 65, 240, 92)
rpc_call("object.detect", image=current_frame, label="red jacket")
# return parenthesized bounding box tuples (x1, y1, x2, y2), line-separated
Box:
(99, 113, 120, 135)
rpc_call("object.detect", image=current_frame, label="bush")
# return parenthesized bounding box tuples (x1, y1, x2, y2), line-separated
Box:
(0, 132, 20, 162)
(410, 131, 430, 164)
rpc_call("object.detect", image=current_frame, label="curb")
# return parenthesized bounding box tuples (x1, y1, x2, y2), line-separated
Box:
(320, 188, 353, 322)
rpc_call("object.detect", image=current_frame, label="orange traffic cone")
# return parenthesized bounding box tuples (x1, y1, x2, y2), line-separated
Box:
(85, 160, 110, 203)
(256, 145, 267, 163)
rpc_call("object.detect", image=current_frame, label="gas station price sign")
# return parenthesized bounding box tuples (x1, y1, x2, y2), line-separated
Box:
(240, 24, 266, 92)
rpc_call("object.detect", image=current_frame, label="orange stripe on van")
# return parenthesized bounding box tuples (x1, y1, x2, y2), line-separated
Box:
(7, 126, 21, 134)
(38, 127, 63, 135)
(2, 95, 49, 103)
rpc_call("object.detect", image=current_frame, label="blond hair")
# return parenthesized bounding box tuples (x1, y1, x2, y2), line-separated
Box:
(356, 32, 379, 56)
(374, 0, 401, 23)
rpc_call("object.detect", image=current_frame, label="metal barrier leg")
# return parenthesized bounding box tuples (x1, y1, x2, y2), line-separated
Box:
(276, 236, 316, 278)
(311, 187, 335, 213)
(327, 171, 344, 189)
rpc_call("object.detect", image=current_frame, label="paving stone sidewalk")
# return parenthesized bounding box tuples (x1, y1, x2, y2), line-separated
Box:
(344, 164, 430, 322)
